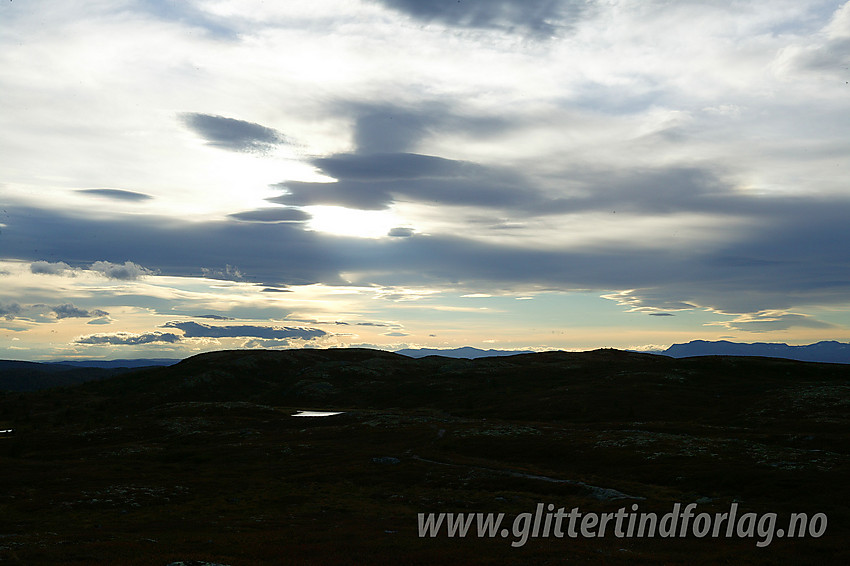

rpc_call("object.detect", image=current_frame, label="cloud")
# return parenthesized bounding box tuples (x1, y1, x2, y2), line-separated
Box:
(271, 145, 733, 218)
(387, 227, 415, 238)
(201, 264, 245, 281)
(0, 302, 22, 320)
(75, 332, 182, 345)
(76, 189, 153, 202)
(162, 321, 327, 340)
(339, 101, 515, 154)
(5, 186, 850, 323)
(777, 3, 850, 74)
(228, 208, 311, 223)
(374, 0, 591, 37)
(241, 338, 298, 349)
(51, 303, 109, 320)
(5, 206, 345, 286)
(314, 152, 481, 181)
(30, 261, 74, 275)
(713, 312, 839, 333)
(181, 113, 290, 153)
(90, 260, 156, 280)
(29, 260, 155, 280)
(350, 105, 433, 153)
(271, 152, 526, 211)
(193, 314, 235, 321)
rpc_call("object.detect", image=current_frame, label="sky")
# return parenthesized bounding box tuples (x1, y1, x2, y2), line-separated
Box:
(2, 0, 850, 361)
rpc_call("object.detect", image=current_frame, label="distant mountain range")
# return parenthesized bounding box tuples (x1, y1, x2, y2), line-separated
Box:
(397, 341, 850, 364)
(655, 340, 850, 364)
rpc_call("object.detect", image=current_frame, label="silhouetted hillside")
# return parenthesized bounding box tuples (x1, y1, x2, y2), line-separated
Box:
(0, 348, 848, 565)
(48, 358, 181, 369)
(66, 347, 850, 427)
(0, 360, 144, 392)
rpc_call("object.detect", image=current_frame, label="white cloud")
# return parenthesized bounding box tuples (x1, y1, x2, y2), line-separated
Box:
(89, 261, 156, 280)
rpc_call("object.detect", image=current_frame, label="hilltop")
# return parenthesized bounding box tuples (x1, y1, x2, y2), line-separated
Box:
(394, 346, 535, 358)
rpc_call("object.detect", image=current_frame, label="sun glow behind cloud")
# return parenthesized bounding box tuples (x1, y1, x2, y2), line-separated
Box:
(304, 205, 407, 238)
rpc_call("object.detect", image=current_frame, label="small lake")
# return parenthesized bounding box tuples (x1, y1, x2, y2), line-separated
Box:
(291, 411, 344, 417)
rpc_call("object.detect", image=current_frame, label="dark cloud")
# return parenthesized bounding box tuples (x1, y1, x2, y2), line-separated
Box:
(76, 332, 182, 345)
(313, 152, 480, 181)
(352, 106, 431, 153)
(266, 101, 534, 211)
(0, 303, 22, 320)
(30, 261, 74, 275)
(193, 314, 235, 321)
(29, 259, 155, 279)
(51, 303, 109, 319)
(181, 113, 289, 153)
(271, 152, 526, 211)
(341, 101, 515, 153)
(375, 0, 591, 37)
(269, 180, 391, 210)
(648, 313, 675, 317)
(786, 37, 850, 73)
(387, 227, 415, 237)
(5, 206, 343, 286)
(162, 321, 327, 340)
(228, 208, 311, 223)
(76, 189, 153, 202)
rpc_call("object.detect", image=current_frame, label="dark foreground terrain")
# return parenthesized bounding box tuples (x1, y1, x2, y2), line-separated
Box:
(1, 348, 848, 565)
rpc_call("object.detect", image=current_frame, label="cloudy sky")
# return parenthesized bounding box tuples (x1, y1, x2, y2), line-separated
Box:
(2, 0, 850, 361)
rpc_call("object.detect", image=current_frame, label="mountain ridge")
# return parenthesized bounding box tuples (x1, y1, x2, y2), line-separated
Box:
(659, 339, 850, 363)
